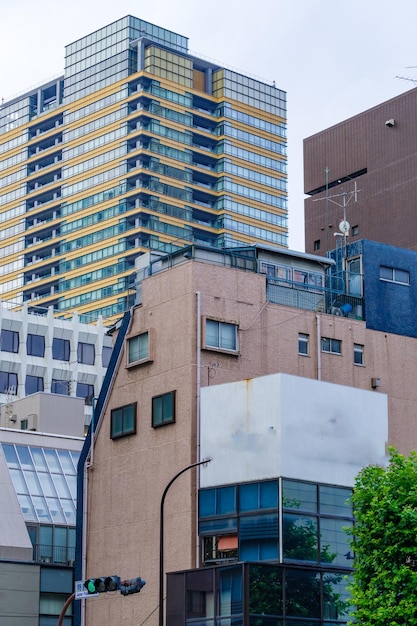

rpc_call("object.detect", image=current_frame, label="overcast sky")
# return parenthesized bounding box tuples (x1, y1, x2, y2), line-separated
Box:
(1, 0, 416, 251)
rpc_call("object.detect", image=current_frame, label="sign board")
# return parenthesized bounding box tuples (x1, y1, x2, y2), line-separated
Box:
(75, 580, 99, 600)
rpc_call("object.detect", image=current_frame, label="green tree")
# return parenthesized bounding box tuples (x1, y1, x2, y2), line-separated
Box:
(347, 447, 417, 625)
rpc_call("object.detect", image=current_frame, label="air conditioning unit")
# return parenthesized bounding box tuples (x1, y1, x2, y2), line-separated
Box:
(27, 413, 38, 431)
(331, 306, 343, 316)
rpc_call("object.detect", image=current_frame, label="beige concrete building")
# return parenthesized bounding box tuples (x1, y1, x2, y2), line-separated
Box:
(78, 245, 417, 626)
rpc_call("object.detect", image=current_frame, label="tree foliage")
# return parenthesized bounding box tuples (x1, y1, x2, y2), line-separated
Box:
(347, 447, 417, 625)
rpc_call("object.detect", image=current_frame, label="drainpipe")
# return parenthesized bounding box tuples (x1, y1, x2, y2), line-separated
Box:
(316, 314, 321, 380)
(195, 291, 201, 567)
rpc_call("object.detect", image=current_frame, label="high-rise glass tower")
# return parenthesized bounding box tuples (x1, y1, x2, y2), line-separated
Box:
(0, 16, 287, 325)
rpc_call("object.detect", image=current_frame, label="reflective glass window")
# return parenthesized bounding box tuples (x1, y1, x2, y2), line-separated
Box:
(0, 328, 19, 353)
(239, 513, 278, 561)
(285, 569, 321, 618)
(239, 481, 278, 512)
(0, 371, 17, 394)
(27, 333, 45, 357)
(25, 375, 44, 395)
(110, 403, 136, 439)
(152, 391, 175, 427)
(127, 332, 149, 364)
(102, 345, 112, 367)
(282, 480, 317, 513)
(76, 383, 94, 405)
(283, 513, 318, 563)
(249, 564, 283, 618)
(52, 338, 70, 361)
(320, 517, 352, 567)
(77, 341, 95, 364)
(319, 485, 351, 516)
(219, 567, 243, 617)
(206, 319, 237, 351)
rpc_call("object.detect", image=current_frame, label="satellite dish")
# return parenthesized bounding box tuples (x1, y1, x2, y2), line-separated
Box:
(339, 220, 350, 235)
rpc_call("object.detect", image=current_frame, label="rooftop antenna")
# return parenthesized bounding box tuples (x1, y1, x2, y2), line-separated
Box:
(396, 67, 417, 85)
(313, 180, 360, 256)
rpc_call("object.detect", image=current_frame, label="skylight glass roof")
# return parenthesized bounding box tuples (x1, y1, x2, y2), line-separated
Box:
(2, 443, 80, 525)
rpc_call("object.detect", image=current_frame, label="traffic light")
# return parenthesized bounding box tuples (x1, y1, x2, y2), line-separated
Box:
(120, 577, 146, 596)
(84, 575, 121, 594)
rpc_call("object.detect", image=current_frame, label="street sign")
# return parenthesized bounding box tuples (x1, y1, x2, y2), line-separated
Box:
(74, 580, 99, 600)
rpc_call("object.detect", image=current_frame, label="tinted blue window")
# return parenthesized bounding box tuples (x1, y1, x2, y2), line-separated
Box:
(240, 481, 277, 511)
(239, 513, 278, 561)
(218, 486, 236, 514)
(199, 489, 216, 517)
(199, 518, 237, 535)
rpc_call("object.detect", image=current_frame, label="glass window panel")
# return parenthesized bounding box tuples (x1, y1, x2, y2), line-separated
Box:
(240, 514, 278, 561)
(66, 475, 77, 500)
(77, 342, 95, 364)
(38, 472, 57, 498)
(395, 269, 410, 284)
(199, 518, 237, 535)
(10, 467, 29, 494)
(33, 495, 51, 522)
(282, 480, 317, 513)
(283, 513, 318, 563)
(25, 374, 44, 395)
(219, 567, 243, 617)
(218, 486, 236, 514)
(323, 572, 352, 620)
(320, 517, 352, 567)
(46, 497, 65, 524)
(57, 450, 76, 474)
(220, 323, 236, 350)
(30, 447, 48, 471)
(62, 499, 77, 525)
(24, 470, 43, 496)
(0, 329, 19, 353)
(249, 564, 283, 618)
(52, 474, 71, 499)
(285, 569, 321, 618)
(52, 338, 70, 361)
(18, 493, 36, 520)
(16, 445, 34, 470)
(239, 483, 258, 512)
(27, 333, 45, 357)
(2, 443, 19, 468)
(260, 481, 278, 509)
(319, 485, 352, 516)
(43, 449, 61, 473)
(200, 489, 216, 517)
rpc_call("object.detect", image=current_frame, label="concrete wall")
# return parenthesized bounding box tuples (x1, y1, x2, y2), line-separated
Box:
(0, 562, 40, 626)
(200, 373, 388, 488)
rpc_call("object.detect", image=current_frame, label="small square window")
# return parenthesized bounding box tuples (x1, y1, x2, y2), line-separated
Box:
(77, 342, 95, 365)
(205, 319, 238, 352)
(127, 332, 149, 365)
(27, 333, 45, 357)
(313, 239, 321, 251)
(321, 337, 341, 354)
(352, 225, 359, 236)
(111, 403, 137, 439)
(102, 346, 112, 367)
(76, 382, 94, 405)
(354, 343, 364, 366)
(298, 333, 309, 355)
(51, 379, 70, 395)
(0, 329, 19, 353)
(25, 375, 44, 395)
(152, 391, 176, 428)
(52, 338, 70, 361)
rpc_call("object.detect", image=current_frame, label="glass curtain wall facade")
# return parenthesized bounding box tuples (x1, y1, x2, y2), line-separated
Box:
(0, 16, 287, 325)
(170, 478, 354, 625)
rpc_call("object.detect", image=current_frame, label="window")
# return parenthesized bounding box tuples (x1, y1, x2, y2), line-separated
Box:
(0, 371, 17, 394)
(51, 379, 70, 395)
(102, 345, 112, 367)
(354, 343, 364, 366)
(298, 333, 309, 355)
(111, 403, 137, 439)
(27, 333, 45, 357)
(76, 382, 94, 405)
(347, 257, 362, 296)
(0, 329, 19, 353)
(313, 239, 321, 251)
(77, 342, 95, 365)
(380, 266, 410, 285)
(352, 224, 359, 236)
(152, 391, 176, 427)
(25, 375, 44, 395)
(321, 338, 341, 354)
(52, 337, 70, 361)
(205, 320, 238, 352)
(127, 332, 149, 365)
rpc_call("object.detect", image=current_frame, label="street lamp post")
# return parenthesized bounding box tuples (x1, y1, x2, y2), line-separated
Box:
(159, 458, 211, 626)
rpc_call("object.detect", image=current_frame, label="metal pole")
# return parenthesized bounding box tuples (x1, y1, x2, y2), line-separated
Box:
(159, 458, 211, 626)
(57, 592, 75, 626)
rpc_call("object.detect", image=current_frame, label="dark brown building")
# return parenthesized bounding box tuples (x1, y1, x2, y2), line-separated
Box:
(303, 86, 417, 254)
